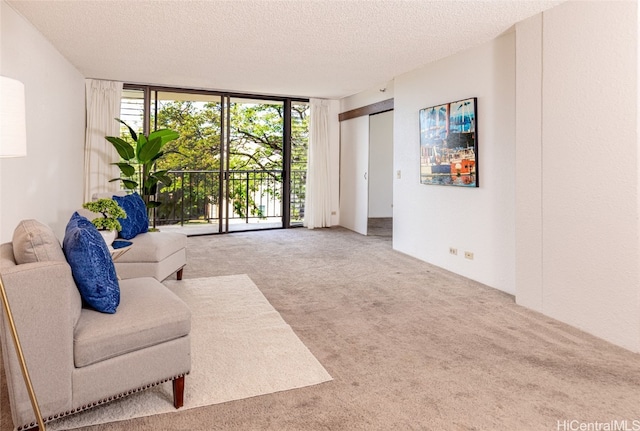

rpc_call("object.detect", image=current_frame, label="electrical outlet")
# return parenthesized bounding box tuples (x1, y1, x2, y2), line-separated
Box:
(465, 251, 474, 260)
(396, 170, 402, 179)
(331, 211, 336, 215)
(449, 247, 458, 256)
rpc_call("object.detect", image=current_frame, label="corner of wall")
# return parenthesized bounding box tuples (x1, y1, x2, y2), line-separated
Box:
(514, 12, 544, 312)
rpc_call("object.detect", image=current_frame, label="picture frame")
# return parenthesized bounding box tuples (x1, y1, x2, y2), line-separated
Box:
(419, 97, 478, 187)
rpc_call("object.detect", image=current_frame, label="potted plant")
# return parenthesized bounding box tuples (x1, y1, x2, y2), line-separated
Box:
(82, 198, 127, 245)
(105, 118, 179, 218)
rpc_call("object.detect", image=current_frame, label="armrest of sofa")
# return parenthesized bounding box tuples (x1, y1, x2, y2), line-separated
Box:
(0, 259, 82, 427)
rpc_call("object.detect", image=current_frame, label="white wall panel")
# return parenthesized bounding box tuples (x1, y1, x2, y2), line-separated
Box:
(339, 116, 370, 234)
(0, 1, 85, 241)
(534, 1, 638, 351)
(393, 31, 516, 294)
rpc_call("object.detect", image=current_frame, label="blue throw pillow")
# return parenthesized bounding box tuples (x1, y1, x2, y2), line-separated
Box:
(112, 239, 133, 249)
(63, 212, 120, 314)
(113, 192, 149, 240)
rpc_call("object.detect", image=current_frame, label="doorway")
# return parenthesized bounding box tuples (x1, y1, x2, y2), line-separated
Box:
(367, 110, 394, 238)
(339, 103, 394, 236)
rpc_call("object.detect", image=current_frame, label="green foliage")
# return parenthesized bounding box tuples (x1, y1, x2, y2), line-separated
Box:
(82, 198, 126, 232)
(228, 102, 283, 172)
(131, 98, 309, 223)
(106, 118, 180, 211)
(155, 101, 221, 172)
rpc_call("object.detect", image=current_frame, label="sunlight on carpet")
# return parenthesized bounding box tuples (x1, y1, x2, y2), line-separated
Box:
(48, 275, 332, 430)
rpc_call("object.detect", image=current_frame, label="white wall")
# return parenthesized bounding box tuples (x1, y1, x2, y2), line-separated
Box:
(393, 31, 516, 294)
(0, 1, 85, 242)
(345, 1, 640, 352)
(515, 1, 640, 351)
(326, 99, 341, 226)
(340, 80, 394, 113)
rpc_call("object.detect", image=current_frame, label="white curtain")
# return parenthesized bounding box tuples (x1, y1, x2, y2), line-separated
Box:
(303, 98, 332, 229)
(84, 79, 123, 202)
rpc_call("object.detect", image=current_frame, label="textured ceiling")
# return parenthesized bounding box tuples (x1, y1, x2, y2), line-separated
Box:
(6, 0, 562, 99)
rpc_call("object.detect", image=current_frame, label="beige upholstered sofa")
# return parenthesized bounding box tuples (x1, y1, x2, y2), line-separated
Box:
(84, 192, 187, 282)
(79, 209, 187, 281)
(0, 220, 191, 430)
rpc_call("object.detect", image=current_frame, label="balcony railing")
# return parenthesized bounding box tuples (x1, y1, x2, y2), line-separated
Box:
(153, 169, 306, 227)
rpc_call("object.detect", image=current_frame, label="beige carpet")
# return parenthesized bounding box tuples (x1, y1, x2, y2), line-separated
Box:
(46, 274, 332, 430)
(4, 227, 640, 430)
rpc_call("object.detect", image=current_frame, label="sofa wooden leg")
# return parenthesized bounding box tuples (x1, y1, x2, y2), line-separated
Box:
(173, 376, 185, 409)
(176, 268, 184, 281)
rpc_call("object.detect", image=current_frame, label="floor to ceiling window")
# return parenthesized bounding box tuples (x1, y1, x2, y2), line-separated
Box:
(119, 86, 309, 234)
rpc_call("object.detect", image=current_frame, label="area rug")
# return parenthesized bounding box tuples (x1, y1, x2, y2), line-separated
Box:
(48, 274, 332, 430)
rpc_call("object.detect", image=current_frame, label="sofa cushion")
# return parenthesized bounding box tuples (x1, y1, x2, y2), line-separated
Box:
(12, 219, 66, 264)
(63, 212, 120, 314)
(113, 192, 149, 240)
(73, 277, 191, 368)
(115, 231, 187, 263)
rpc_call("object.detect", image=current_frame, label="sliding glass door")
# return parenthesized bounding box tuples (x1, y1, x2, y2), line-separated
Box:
(119, 86, 308, 234)
(152, 91, 223, 231)
(224, 97, 285, 231)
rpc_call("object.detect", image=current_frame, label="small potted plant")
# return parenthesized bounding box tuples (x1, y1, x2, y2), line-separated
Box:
(82, 198, 127, 245)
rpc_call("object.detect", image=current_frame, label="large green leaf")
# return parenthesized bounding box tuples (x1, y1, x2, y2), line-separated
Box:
(145, 175, 158, 188)
(139, 136, 162, 163)
(122, 179, 138, 189)
(112, 162, 136, 177)
(143, 175, 158, 196)
(106, 136, 135, 160)
(116, 118, 138, 142)
(153, 170, 173, 187)
(135, 134, 148, 160)
(108, 178, 138, 189)
(148, 129, 179, 149)
(153, 169, 170, 176)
